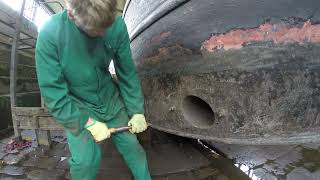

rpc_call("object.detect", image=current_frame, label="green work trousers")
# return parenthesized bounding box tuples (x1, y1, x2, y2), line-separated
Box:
(66, 109, 152, 180)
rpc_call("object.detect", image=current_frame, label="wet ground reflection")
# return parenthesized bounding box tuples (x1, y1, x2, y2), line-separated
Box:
(209, 142, 320, 180)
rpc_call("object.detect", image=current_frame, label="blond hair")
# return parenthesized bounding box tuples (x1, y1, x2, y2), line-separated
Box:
(66, 0, 117, 30)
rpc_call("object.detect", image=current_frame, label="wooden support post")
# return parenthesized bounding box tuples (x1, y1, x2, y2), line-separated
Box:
(10, 0, 26, 138)
(35, 115, 51, 147)
(36, 130, 52, 147)
(41, 96, 45, 108)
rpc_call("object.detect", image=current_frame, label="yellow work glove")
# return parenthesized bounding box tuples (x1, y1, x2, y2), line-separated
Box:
(128, 114, 148, 134)
(85, 118, 111, 142)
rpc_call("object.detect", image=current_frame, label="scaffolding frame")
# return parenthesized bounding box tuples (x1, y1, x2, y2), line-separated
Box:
(10, 0, 28, 138)
(5, 0, 63, 146)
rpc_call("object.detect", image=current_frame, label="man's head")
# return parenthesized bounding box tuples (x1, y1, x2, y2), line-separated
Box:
(66, 0, 117, 37)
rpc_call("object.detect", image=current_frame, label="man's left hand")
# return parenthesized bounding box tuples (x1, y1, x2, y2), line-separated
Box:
(128, 114, 148, 133)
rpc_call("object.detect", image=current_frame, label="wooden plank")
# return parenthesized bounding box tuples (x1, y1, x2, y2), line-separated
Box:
(0, 77, 39, 95)
(11, 107, 64, 131)
(0, 8, 15, 25)
(11, 107, 49, 116)
(38, 116, 63, 130)
(14, 115, 63, 130)
(18, 115, 38, 129)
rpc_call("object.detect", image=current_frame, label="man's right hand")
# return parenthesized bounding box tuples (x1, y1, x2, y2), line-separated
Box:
(85, 117, 111, 142)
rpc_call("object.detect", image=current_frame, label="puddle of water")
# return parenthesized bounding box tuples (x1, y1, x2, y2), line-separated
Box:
(197, 140, 251, 180)
(204, 141, 320, 180)
(198, 139, 261, 179)
(235, 163, 261, 180)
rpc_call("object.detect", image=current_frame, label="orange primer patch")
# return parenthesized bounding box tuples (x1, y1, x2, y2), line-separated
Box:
(202, 21, 320, 52)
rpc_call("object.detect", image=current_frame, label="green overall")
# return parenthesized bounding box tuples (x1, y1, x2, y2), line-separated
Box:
(35, 10, 151, 180)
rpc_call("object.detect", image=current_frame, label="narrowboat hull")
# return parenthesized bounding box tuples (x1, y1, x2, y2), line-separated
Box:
(124, 0, 320, 145)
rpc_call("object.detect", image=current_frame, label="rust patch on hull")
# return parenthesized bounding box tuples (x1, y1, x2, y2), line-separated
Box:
(202, 21, 320, 52)
(139, 45, 193, 67)
(148, 32, 172, 45)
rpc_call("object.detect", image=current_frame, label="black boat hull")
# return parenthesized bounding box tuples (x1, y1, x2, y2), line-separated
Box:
(124, 0, 320, 145)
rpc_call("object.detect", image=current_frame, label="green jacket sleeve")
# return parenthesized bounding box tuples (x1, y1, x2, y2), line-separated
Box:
(113, 17, 145, 116)
(35, 22, 89, 136)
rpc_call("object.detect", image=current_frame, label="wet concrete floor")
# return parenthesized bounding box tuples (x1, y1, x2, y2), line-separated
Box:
(0, 129, 249, 180)
(210, 142, 320, 180)
(2, 128, 320, 180)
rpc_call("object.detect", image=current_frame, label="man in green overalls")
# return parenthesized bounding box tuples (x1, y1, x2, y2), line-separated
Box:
(35, 0, 151, 179)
